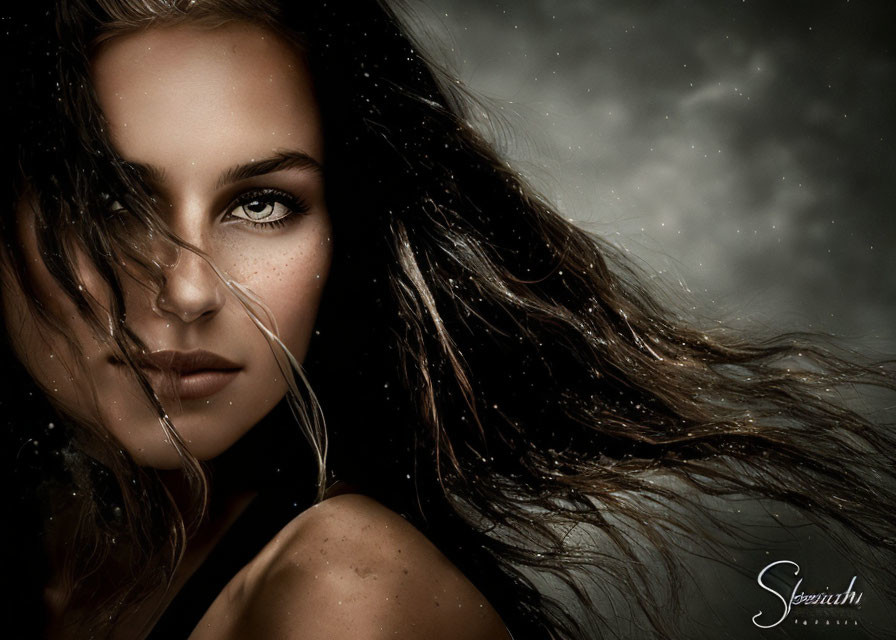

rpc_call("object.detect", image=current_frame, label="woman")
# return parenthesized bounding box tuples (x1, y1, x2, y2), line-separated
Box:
(1, 0, 894, 638)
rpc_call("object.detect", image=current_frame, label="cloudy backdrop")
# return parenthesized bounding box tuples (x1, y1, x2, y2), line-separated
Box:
(408, 0, 895, 349)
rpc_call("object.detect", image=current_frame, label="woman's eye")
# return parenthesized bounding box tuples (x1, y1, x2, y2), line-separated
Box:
(99, 192, 126, 215)
(227, 189, 309, 228)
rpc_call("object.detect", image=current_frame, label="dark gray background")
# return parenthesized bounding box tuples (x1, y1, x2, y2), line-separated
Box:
(409, 0, 895, 349)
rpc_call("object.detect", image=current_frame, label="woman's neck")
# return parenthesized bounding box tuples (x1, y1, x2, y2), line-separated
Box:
(116, 487, 258, 640)
(43, 467, 259, 640)
(42, 404, 313, 638)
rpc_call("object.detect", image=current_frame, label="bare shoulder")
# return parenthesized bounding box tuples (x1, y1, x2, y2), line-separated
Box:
(189, 493, 511, 640)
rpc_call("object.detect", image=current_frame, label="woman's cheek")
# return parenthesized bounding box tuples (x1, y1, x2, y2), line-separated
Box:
(1, 276, 103, 424)
(2, 223, 109, 420)
(215, 216, 332, 359)
(271, 241, 332, 360)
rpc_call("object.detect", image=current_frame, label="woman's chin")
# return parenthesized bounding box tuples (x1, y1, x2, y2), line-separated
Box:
(101, 377, 289, 469)
(120, 416, 255, 469)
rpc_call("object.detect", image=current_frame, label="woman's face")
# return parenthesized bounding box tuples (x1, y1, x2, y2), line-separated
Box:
(1, 22, 332, 468)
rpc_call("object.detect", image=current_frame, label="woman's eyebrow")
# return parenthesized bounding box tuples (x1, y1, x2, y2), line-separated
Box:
(121, 150, 323, 189)
(215, 150, 324, 188)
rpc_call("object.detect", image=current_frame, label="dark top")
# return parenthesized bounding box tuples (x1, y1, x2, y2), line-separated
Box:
(147, 489, 303, 639)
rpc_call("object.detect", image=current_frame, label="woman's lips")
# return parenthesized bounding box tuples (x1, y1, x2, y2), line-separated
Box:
(113, 349, 242, 400)
(142, 368, 241, 400)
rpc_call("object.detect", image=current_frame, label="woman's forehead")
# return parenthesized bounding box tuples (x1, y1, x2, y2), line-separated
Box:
(90, 22, 323, 185)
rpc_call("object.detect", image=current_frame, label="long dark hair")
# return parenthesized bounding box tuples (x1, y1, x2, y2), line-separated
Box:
(2, 1, 895, 638)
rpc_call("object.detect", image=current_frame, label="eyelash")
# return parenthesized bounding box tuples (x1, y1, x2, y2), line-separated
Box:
(225, 188, 311, 229)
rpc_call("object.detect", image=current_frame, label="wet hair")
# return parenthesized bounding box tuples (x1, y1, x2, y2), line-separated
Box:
(2, 1, 896, 638)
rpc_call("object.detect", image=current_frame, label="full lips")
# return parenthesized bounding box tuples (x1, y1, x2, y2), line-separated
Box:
(141, 366, 241, 400)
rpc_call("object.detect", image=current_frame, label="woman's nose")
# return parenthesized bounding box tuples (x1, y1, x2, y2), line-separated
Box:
(153, 245, 226, 324)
